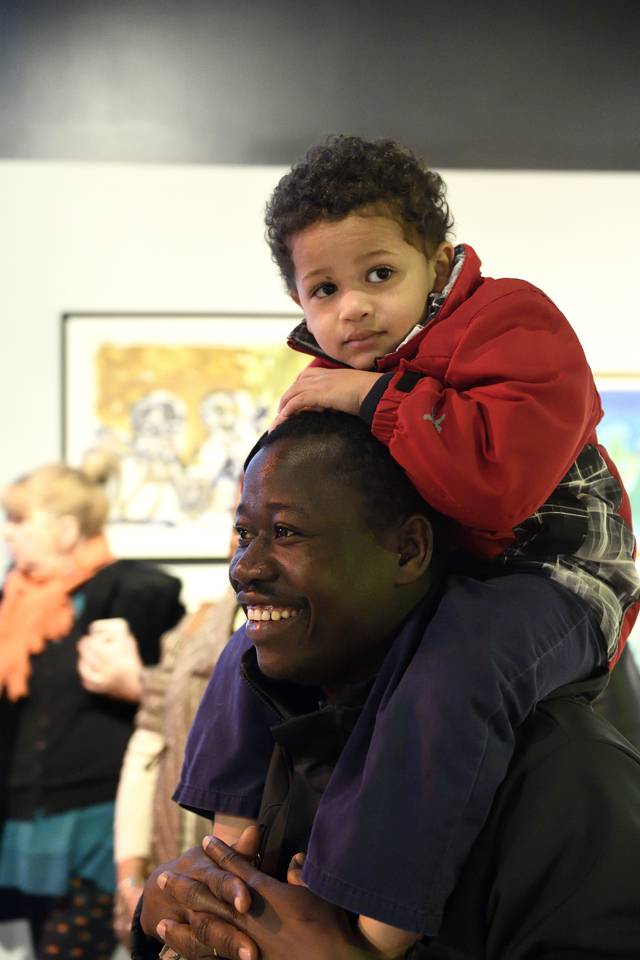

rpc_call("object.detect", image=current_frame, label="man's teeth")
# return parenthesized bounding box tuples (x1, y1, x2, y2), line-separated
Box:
(246, 606, 299, 622)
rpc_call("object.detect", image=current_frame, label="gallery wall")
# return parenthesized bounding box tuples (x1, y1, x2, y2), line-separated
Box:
(2, 159, 639, 609)
(1, 0, 638, 171)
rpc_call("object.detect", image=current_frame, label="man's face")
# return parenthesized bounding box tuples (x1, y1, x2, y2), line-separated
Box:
(290, 213, 438, 370)
(229, 439, 409, 688)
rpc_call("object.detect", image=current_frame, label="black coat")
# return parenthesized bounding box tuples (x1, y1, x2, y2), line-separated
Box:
(0, 559, 184, 819)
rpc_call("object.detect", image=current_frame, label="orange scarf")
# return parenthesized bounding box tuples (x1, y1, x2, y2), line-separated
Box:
(0, 533, 114, 701)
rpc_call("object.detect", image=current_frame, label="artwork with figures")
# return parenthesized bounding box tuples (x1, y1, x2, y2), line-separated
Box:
(596, 375, 640, 535)
(63, 314, 307, 559)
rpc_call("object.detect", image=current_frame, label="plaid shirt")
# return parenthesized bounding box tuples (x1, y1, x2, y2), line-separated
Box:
(504, 443, 639, 663)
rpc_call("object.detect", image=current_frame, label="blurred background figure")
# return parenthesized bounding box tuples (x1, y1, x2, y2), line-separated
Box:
(112, 515, 241, 949)
(112, 588, 241, 948)
(0, 460, 184, 960)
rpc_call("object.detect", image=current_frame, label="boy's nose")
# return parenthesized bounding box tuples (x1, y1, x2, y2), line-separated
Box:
(337, 289, 372, 322)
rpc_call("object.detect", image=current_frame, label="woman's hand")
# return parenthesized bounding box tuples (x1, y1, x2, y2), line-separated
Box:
(77, 617, 143, 701)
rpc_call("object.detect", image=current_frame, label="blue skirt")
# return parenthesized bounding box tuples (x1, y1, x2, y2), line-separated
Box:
(0, 802, 115, 897)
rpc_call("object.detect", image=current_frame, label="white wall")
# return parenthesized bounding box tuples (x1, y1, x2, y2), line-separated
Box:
(1, 161, 639, 609)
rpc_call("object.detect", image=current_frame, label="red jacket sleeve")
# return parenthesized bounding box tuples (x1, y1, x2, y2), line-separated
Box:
(369, 287, 602, 531)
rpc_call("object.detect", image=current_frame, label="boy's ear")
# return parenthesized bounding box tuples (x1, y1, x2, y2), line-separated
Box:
(432, 242, 455, 293)
(289, 290, 301, 307)
(394, 515, 433, 585)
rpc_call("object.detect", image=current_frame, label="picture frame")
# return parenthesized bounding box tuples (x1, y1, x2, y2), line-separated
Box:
(595, 373, 640, 532)
(62, 312, 307, 560)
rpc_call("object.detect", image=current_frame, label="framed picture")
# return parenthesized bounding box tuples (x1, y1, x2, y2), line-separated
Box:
(62, 313, 308, 560)
(595, 374, 640, 532)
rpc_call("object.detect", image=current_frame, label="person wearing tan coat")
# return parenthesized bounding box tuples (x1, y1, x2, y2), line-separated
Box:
(113, 588, 240, 946)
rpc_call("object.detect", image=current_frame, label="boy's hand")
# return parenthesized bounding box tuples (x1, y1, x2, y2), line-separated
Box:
(272, 367, 384, 428)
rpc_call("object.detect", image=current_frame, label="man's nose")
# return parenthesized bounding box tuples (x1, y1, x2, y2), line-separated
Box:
(229, 537, 277, 588)
(337, 289, 372, 323)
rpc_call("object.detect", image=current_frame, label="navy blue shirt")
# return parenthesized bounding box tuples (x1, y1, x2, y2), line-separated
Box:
(175, 573, 602, 935)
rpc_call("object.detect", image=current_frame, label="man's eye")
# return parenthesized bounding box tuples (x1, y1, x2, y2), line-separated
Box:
(274, 525, 295, 539)
(367, 266, 393, 284)
(312, 282, 337, 299)
(234, 525, 252, 543)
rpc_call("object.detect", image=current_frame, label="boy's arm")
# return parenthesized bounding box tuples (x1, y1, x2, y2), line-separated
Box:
(277, 291, 598, 535)
(365, 292, 598, 532)
(357, 916, 420, 956)
(212, 811, 259, 845)
(287, 852, 420, 957)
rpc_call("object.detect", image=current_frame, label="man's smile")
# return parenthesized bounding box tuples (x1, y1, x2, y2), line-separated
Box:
(246, 605, 302, 622)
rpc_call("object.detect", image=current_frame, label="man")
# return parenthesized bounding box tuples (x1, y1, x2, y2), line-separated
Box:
(134, 412, 640, 959)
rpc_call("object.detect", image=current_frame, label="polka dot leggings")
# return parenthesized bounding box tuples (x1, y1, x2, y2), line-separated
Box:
(1, 876, 116, 960)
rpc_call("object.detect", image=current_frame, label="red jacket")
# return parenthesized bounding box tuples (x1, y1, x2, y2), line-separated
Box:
(288, 245, 639, 662)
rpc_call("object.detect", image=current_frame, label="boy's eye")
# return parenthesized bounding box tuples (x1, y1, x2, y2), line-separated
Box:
(312, 282, 337, 299)
(367, 266, 393, 284)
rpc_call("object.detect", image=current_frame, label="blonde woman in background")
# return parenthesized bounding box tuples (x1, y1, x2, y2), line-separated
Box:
(0, 461, 184, 960)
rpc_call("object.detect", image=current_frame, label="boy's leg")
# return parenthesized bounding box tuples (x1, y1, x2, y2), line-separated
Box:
(305, 573, 604, 936)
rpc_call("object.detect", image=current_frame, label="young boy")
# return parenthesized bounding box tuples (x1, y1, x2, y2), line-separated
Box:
(176, 137, 640, 954)
(269, 135, 638, 664)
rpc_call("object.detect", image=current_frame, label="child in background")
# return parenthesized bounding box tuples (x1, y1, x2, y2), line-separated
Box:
(177, 136, 640, 954)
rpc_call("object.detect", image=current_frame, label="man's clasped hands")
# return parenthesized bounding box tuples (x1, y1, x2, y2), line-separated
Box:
(141, 827, 383, 960)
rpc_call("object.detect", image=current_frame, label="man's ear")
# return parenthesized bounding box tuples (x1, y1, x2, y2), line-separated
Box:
(394, 515, 433, 585)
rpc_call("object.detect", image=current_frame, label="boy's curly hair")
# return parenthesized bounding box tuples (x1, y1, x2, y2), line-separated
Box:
(265, 135, 454, 291)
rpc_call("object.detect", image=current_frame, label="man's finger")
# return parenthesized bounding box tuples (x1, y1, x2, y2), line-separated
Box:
(158, 914, 257, 960)
(157, 869, 243, 919)
(203, 837, 264, 891)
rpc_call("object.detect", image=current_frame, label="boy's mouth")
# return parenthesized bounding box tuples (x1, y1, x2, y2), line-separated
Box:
(344, 330, 381, 344)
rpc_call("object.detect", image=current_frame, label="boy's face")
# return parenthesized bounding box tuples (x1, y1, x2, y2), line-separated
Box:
(290, 213, 452, 370)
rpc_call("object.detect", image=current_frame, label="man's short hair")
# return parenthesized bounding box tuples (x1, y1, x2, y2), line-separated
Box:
(247, 411, 445, 547)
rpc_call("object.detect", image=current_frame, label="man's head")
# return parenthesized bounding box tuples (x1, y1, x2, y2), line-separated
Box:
(265, 136, 455, 369)
(229, 411, 444, 689)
